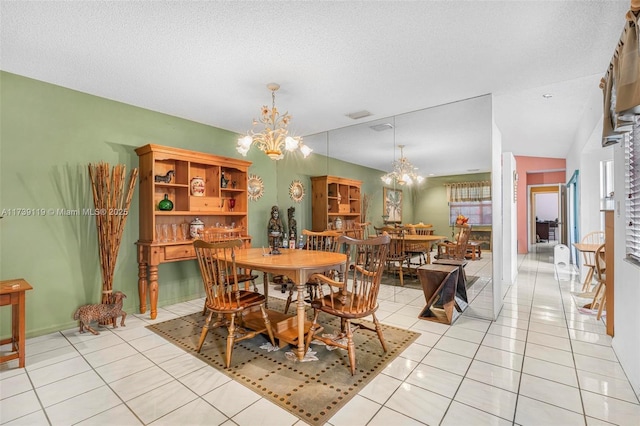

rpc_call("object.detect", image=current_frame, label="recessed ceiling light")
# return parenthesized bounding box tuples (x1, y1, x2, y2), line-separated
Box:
(467, 168, 480, 172)
(346, 110, 372, 120)
(369, 123, 394, 132)
(542, 93, 553, 99)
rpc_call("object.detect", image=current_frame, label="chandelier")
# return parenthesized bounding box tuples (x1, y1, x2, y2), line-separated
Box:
(236, 83, 312, 160)
(380, 145, 424, 186)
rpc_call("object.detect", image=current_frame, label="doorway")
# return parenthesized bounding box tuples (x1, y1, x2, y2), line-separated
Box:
(528, 185, 562, 250)
(567, 170, 580, 265)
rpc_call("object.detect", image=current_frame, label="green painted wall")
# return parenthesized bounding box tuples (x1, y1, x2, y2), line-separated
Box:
(413, 173, 492, 239)
(1, 71, 484, 338)
(0, 72, 385, 338)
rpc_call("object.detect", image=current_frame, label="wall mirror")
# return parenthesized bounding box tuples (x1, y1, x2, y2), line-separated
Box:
(289, 180, 305, 202)
(247, 174, 264, 201)
(311, 95, 496, 320)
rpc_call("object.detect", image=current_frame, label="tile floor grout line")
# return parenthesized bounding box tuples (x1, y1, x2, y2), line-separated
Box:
(510, 246, 542, 425)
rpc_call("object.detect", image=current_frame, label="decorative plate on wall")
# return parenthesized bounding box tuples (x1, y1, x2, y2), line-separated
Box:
(247, 174, 264, 201)
(289, 180, 305, 203)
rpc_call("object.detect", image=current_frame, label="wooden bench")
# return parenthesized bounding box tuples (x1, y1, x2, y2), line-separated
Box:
(465, 241, 482, 260)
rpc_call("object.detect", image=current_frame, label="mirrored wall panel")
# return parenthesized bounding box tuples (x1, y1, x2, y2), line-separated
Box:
(305, 95, 496, 321)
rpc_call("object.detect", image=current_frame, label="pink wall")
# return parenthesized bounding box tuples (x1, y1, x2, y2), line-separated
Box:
(527, 171, 566, 185)
(514, 156, 566, 253)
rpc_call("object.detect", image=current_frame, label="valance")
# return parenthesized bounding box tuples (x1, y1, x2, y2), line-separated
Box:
(601, 2, 640, 146)
(445, 181, 491, 202)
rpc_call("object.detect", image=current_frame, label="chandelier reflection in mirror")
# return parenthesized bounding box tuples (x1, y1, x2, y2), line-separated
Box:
(236, 83, 312, 160)
(381, 145, 425, 186)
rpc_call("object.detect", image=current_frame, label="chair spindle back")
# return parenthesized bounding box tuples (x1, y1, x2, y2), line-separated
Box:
(194, 239, 244, 311)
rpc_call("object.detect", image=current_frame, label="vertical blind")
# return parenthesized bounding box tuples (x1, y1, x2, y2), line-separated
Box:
(625, 116, 640, 262)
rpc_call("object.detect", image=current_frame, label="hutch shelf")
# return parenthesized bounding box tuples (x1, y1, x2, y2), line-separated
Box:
(135, 144, 251, 319)
(311, 175, 362, 231)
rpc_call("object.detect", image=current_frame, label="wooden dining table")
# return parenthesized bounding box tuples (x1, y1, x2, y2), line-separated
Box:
(391, 234, 447, 264)
(219, 247, 347, 361)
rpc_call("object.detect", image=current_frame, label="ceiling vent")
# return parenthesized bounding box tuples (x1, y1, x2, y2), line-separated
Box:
(369, 123, 394, 132)
(346, 110, 372, 120)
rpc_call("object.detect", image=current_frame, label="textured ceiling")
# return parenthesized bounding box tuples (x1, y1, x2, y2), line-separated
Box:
(0, 1, 630, 176)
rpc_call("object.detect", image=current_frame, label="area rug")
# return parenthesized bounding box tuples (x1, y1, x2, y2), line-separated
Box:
(147, 297, 419, 426)
(383, 272, 479, 291)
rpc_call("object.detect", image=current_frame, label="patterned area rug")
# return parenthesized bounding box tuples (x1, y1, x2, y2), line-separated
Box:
(147, 297, 419, 426)
(382, 271, 479, 290)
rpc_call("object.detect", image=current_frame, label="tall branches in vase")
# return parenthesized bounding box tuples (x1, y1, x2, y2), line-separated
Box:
(88, 163, 138, 309)
(361, 192, 371, 223)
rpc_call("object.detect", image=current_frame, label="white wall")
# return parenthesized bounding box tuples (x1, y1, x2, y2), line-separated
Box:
(535, 193, 558, 221)
(492, 115, 504, 319)
(612, 139, 640, 399)
(566, 88, 640, 397)
(502, 152, 517, 285)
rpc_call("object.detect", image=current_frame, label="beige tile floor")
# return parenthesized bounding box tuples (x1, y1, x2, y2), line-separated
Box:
(1, 244, 639, 425)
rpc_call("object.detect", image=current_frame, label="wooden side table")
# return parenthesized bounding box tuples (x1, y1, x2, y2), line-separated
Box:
(417, 264, 466, 324)
(0, 278, 33, 368)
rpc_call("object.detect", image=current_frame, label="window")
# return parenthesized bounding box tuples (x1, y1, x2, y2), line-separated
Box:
(445, 180, 492, 227)
(600, 159, 614, 210)
(449, 201, 492, 226)
(625, 116, 640, 263)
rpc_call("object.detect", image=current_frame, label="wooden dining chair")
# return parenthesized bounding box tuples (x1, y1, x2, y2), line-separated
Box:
(283, 229, 342, 314)
(373, 225, 397, 236)
(592, 243, 607, 320)
(304, 234, 390, 375)
(436, 224, 472, 261)
(347, 221, 371, 240)
(193, 239, 275, 368)
(352, 222, 372, 264)
(580, 231, 605, 292)
(383, 227, 410, 286)
(201, 227, 258, 289)
(403, 223, 433, 267)
(199, 227, 260, 314)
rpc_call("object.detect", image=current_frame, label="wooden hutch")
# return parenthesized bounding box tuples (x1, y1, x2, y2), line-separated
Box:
(311, 175, 362, 231)
(135, 144, 251, 319)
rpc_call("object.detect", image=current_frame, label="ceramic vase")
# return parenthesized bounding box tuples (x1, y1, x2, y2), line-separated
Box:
(190, 177, 205, 196)
(158, 194, 174, 211)
(190, 217, 204, 238)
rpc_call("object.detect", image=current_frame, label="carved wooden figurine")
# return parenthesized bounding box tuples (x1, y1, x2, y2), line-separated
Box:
(154, 170, 175, 183)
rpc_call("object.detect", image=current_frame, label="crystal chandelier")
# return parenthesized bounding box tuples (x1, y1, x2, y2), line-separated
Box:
(380, 145, 424, 186)
(236, 83, 312, 160)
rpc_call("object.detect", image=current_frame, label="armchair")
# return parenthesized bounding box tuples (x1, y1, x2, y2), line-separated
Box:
(282, 229, 342, 314)
(304, 235, 390, 375)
